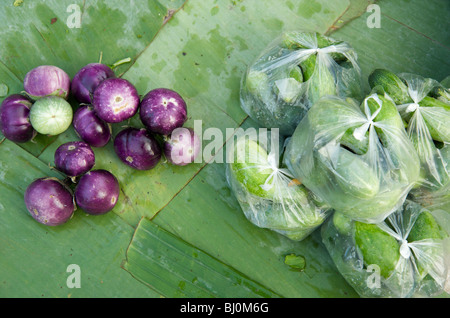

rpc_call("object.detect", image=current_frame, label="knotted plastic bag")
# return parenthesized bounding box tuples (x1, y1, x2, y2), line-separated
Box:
(369, 70, 450, 212)
(240, 30, 363, 136)
(321, 200, 449, 298)
(225, 131, 331, 241)
(283, 94, 420, 223)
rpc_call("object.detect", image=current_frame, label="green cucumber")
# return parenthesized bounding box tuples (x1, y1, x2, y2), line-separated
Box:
(300, 54, 316, 82)
(333, 212, 354, 236)
(316, 33, 346, 62)
(340, 126, 369, 155)
(368, 69, 412, 105)
(245, 69, 269, 100)
(230, 137, 274, 198)
(364, 94, 420, 183)
(281, 31, 308, 50)
(307, 58, 336, 105)
(272, 65, 304, 104)
(418, 97, 450, 142)
(408, 211, 443, 242)
(419, 96, 450, 110)
(354, 222, 400, 278)
(408, 210, 445, 278)
(429, 85, 450, 104)
(289, 65, 303, 83)
(334, 148, 380, 199)
(364, 94, 404, 129)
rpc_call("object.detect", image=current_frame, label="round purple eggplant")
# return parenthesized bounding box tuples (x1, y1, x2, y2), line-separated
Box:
(164, 127, 200, 166)
(114, 127, 161, 170)
(71, 63, 116, 104)
(140, 88, 187, 135)
(74, 169, 120, 215)
(0, 94, 36, 143)
(73, 105, 111, 147)
(54, 141, 95, 178)
(92, 78, 140, 123)
(23, 65, 70, 100)
(24, 177, 75, 226)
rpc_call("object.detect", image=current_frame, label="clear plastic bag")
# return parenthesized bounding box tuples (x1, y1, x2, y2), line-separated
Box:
(409, 143, 450, 213)
(225, 131, 331, 241)
(283, 94, 421, 223)
(321, 200, 449, 298)
(240, 30, 363, 136)
(369, 71, 450, 212)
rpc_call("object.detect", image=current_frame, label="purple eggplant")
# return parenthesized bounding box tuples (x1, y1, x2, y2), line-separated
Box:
(24, 177, 75, 226)
(139, 88, 187, 135)
(0, 94, 35, 143)
(73, 105, 111, 147)
(164, 127, 200, 166)
(74, 169, 120, 215)
(114, 127, 161, 170)
(92, 78, 140, 123)
(71, 63, 116, 104)
(23, 65, 70, 100)
(54, 141, 95, 178)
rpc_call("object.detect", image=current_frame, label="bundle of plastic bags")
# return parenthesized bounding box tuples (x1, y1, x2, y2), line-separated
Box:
(230, 29, 449, 298)
(321, 200, 449, 298)
(368, 70, 450, 212)
(225, 131, 331, 241)
(283, 93, 421, 223)
(240, 30, 363, 136)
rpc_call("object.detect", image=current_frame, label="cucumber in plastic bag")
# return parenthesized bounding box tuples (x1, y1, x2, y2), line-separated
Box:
(240, 30, 363, 136)
(369, 71, 450, 210)
(284, 94, 420, 223)
(226, 131, 331, 241)
(321, 200, 449, 298)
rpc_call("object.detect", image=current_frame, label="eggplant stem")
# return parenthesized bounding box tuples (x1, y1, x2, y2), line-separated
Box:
(110, 57, 132, 70)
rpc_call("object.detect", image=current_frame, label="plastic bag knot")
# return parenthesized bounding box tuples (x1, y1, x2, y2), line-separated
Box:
(352, 94, 382, 141)
(399, 239, 411, 259)
(405, 102, 419, 113)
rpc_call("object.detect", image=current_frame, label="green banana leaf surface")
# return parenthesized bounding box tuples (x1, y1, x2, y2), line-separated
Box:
(0, 0, 448, 298)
